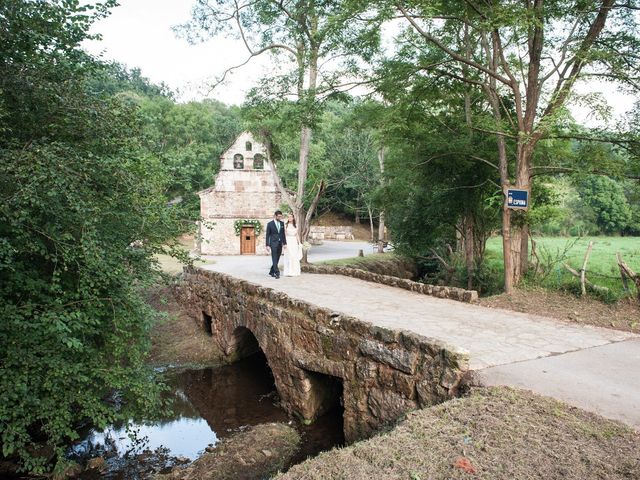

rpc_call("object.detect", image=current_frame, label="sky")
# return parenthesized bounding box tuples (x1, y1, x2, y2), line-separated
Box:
(83, 0, 270, 105)
(83, 0, 636, 126)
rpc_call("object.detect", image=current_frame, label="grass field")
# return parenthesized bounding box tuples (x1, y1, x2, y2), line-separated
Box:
(485, 236, 640, 301)
(154, 253, 212, 275)
(154, 234, 214, 275)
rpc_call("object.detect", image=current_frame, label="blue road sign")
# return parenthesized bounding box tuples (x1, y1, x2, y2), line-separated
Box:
(506, 188, 529, 209)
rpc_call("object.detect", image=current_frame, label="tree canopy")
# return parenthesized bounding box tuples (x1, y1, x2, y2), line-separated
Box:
(0, 1, 191, 473)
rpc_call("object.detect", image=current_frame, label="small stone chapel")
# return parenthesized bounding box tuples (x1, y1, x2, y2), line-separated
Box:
(196, 131, 281, 255)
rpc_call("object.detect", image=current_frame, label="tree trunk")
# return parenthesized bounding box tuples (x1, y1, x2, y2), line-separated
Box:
(511, 144, 533, 284)
(377, 211, 385, 253)
(502, 205, 514, 294)
(367, 205, 374, 243)
(293, 36, 320, 257)
(377, 148, 386, 254)
(520, 222, 530, 276)
(464, 213, 475, 290)
(295, 205, 308, 264)
(295, 124, 312, 243)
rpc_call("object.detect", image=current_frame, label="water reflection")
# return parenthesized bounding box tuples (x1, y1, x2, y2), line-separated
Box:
(178, 353, 290, 436)
(70, 353, 344, 478)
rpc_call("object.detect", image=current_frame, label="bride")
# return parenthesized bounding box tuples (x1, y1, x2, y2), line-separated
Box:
(283, 213, 302, 277)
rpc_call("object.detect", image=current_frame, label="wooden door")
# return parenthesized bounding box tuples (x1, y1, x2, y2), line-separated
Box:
(240, 226, 256, 255)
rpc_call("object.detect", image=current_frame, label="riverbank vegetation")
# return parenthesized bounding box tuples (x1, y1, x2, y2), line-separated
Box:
(318, 253, 417, 280)
(0, 1, 236, 474)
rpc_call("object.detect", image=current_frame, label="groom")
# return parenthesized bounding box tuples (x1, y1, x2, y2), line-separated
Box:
(265, 210, 287, 279)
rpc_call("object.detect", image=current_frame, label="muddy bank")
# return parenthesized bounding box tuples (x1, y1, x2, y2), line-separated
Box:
(147, 286, 224, 367)
(157, 423, 300, 480)
(481, 286, 640, 334)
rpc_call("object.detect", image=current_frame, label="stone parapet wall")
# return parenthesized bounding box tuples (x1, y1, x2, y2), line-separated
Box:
(302, 264, 479, 303)
(318, 256, 418, 280)
(175, 267, 469, 442)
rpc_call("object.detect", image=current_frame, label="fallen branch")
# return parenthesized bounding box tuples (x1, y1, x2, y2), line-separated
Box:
(563, 263, 609, 294)
(579, 241, 594, 297)
(617, 252, 630, 292)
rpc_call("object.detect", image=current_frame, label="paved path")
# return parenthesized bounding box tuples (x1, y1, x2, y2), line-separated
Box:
(479, 339, 640, 429)
(199, 242, 639, 429)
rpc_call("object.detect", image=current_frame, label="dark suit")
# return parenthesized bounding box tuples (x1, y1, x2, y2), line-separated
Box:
(266, 219, 287, 276)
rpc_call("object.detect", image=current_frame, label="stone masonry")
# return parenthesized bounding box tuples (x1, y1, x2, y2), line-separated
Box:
(175, 267, 470, 442)
(197, 132, 281, 255)
(302, 264, 479, 303)
(308, 226, 355, 241)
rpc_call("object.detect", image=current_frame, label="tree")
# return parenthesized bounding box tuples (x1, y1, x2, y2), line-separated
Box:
(317, 101, 383, 241)
(87, 63, 243, 217)
(578, 175, 632, 233)
(373, 67, 501, 288)
(0, 1, 184, 473)
(387, 0, 640, 292)
(137, 96, 242, 217)
(177, 0, 382, 259)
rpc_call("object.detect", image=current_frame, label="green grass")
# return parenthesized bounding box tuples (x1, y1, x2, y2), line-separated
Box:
(277, 387, 640, 480)
(485, 236, 640, 301)
(154, 253, 212, 275)
(154, 234, 214, 275)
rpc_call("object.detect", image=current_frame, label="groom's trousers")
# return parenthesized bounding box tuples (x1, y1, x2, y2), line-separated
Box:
(269, 242, 283, 276)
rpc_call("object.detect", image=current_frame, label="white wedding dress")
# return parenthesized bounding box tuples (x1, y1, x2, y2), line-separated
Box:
(283, 224, 302, 277)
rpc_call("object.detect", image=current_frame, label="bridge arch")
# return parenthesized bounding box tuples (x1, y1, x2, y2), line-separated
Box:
(230, 325, 261, 359)
(224, 323, 343, 426)
(185, 269, 468, 441)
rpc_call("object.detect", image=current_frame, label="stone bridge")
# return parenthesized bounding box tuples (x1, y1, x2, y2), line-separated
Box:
(174, 267, 469, 441)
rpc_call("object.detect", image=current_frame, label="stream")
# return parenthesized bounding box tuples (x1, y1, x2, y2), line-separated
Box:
(67, 353, 344, 479)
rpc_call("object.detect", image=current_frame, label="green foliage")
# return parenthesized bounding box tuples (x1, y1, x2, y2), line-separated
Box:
(374, 67, 501, 264)
(242, 97, 307, 188)
(137, 96, 241, 217)
(242, 97, 386, 230)
(233, 219, 263, 236)
(89, 61, 174, 99)
(316, 100, 382, 222)
(577, 176, 632, 234)
(84, 63, 242, 219)
(0, 1, 186, 473)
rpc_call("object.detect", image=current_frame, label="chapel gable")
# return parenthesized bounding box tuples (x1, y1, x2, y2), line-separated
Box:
(220, 132, 271, 171)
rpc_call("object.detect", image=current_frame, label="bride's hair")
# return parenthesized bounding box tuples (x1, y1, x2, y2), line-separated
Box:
(287, 213, 296, 228)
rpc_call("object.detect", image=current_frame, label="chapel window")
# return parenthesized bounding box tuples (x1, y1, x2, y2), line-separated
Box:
(253, 153, 264, 170)
(233, 154, 244, 169)
(246, 141, 252, 151)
